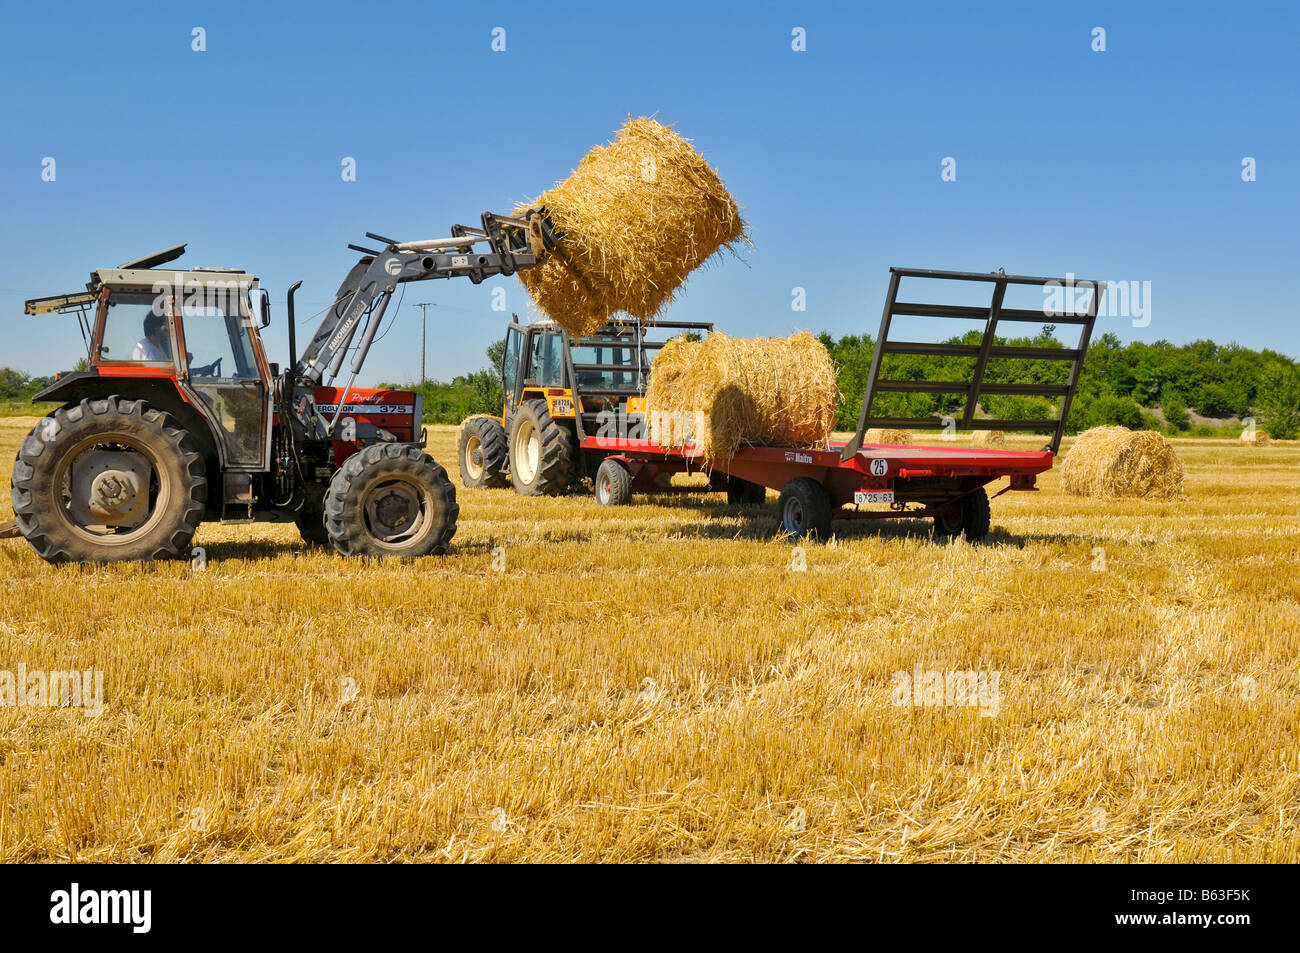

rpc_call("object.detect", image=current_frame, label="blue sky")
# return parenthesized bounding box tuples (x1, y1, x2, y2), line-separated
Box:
(1, 0, 1296, 382)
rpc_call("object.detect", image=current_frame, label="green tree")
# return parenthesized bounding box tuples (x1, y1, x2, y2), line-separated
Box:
(485, 336, 506, 371)
(1255, 364, 1300, 440)
(1162, 394, 1189, 431)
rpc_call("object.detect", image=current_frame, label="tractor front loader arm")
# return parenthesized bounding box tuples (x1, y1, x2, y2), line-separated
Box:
(294, 209, 559, 387)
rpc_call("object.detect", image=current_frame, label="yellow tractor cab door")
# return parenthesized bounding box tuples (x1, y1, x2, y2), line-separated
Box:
(502, 322, 526, 423)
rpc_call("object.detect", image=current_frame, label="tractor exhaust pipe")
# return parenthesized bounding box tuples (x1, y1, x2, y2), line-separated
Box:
(286, 280, 303, 370)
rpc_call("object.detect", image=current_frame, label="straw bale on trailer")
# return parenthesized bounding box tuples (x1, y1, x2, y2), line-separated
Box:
(515, 118, 746, 335)
(1060, 426, 1184, 499)
(645, 331, 837, 460)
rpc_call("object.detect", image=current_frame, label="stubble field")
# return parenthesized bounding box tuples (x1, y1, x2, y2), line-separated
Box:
(1, 418, 1297, 862)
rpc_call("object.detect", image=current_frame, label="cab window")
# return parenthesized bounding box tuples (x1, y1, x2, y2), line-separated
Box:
(570, 335, 638, 390)
(177, 293, 260, 379)
(526, 331, 563, 387)
(98, 292, 175, 365)
(502, 326, 523, 399)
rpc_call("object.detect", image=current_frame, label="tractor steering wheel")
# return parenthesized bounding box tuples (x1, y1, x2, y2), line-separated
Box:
(193, 357, 222, 378)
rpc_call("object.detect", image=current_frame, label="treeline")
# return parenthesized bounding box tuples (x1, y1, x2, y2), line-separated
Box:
(397, 327, 1300, 438)
(818, 328, 1300, 439)
(6, 328, 1299, 438)
(378, 338, 506, 426)
(0, 368, 53, 402)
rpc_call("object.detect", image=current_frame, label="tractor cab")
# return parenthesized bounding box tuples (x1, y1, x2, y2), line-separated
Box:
(27, 244, 275, 473)
(95, 267, 272, 468)
(500, 316, 713, 438)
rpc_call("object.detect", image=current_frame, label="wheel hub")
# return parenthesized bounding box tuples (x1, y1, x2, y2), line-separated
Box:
(514, 421, 539, 484)
(465, 435, 484, 479)
(783, 497, 804, 531)
(371, 487, 417, 533)
(72, 450, 151, 528)
(92, 471, 134, 510)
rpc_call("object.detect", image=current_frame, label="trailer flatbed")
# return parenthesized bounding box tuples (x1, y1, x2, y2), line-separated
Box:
(582, 434, 1053, 539)
(579, 267, 1105, 541)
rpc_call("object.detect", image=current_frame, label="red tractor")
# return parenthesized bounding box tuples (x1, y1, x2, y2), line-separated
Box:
(6, 211, 558, 563)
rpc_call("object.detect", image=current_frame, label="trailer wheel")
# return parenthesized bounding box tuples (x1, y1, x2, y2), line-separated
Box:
(934, 486, 991, 541)
(595, 458, 633, 506)
(508, 399, 575, 496)
(10, 396, 208, 564)
(324, 443, 458, 557)
(776, 477, 833, 540)
(726, 477, 767, 505)
(457, 415, 509, 489)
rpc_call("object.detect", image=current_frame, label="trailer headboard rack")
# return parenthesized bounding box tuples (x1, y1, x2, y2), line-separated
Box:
(841, 267, 1106, 461)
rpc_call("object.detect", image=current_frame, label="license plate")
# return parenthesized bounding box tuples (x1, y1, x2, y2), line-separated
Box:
(854, 490, 894, 505)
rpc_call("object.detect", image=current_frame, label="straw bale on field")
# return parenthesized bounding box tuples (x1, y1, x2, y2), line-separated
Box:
(863, 428, 914, 446)
(1061, 426, 1184, 499)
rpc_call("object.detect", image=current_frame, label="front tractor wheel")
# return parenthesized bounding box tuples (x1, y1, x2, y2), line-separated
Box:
(10, 396, 207, 563)
(508, 399, 576, 496)
(933, 486, 991, 542)
(457, 415, 509, 489)
(323, 444, 458, 558)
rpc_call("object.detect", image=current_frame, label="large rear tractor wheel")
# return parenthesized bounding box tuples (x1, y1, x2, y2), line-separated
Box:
(508, 399, 576, 496)
(776, 477, 833, 541)
(933, 486, 991, 542)
(457, 415, 509, 489)
(10, 396, 207, 563)
(324, 444, 458, 558)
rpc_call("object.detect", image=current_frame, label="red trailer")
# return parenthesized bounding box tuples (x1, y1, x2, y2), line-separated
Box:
(583, 267, 1105, 541)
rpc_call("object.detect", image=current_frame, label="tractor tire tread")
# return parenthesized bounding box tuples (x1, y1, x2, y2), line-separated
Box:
(10, 395, 206, 564)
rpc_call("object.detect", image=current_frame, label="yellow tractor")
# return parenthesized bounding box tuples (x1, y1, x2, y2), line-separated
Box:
(457, 316, 769, 504)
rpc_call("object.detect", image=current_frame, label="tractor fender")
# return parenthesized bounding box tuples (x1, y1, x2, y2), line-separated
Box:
(32, 371, 225, 475)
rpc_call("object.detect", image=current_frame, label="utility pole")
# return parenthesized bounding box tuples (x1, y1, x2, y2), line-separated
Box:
(414, 303, 433, 385)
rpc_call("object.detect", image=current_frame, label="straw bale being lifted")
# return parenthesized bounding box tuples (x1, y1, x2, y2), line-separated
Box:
(516, 118, 746, 334)
(645, 331, 837, 460)
(1060, 426, 1184, 499)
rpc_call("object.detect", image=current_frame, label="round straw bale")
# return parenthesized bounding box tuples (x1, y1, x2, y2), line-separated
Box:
(1060, 426, 1184, 499)
(1241, 428, 1270, 446)
(516, 118, 747, 334)
(863, 428, 914, 445)
(645, 331, 836, 459)
(971, 429, 1006, 447)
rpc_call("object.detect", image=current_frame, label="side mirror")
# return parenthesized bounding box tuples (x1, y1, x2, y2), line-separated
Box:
(256, 289, 271, 328)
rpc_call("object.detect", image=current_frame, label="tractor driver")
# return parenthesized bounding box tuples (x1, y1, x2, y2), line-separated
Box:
(132, 312, 171, 362)
(132, 312, 219, 375)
